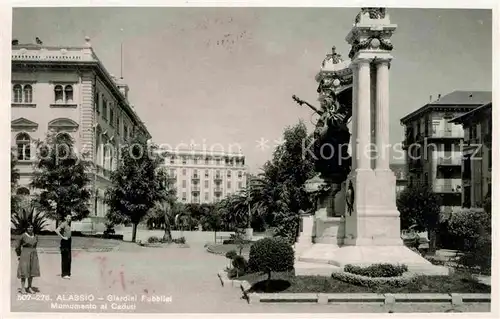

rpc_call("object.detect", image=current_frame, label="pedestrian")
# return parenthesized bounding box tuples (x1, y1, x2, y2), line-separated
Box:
(55, 214, 72, 279)
(16, 223, 40, 294)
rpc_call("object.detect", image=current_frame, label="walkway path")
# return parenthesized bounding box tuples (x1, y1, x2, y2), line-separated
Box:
(11, 242, 489, 313)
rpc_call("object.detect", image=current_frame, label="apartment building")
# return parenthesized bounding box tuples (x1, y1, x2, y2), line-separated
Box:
(11, 37, 151, 231)
(400, 90, 491, 215)
(389, 163, 408, 197)
(449, 102, 492, 208)
(161, 148, 248, 204)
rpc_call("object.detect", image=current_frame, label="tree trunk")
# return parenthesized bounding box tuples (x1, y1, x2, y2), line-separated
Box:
(247, 202, 251, 228)
(214, 230, 216, 244)
(428, 227, 437, 255)
(132, 222, 138, 243)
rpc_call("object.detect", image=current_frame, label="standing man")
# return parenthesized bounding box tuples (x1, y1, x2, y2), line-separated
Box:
(55, 214, 72, 279)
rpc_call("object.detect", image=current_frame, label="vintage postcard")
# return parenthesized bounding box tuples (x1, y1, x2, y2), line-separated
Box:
(3, 1, 497, 317)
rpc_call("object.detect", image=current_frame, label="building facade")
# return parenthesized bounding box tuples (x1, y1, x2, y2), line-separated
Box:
(389, 163, 408, 197)
(161, 149, 248, 204)
(11, 37, 151, 231)
(400, 90, 491, 215)
(449, 102, 492, 208)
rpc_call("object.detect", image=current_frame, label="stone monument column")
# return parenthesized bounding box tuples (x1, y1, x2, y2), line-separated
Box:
(344, 8, 402, 246)
(375, 59, 391, 171)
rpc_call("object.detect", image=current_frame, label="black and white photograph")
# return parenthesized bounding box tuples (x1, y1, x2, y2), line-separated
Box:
(3, 1, 497, 316)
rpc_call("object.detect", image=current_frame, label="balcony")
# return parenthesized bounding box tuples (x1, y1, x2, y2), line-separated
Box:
(434, 184, 461, 194)
(214, 175, 222, 181)
(436, 157, 461, 167)
(214, 187, 223, 193)
(191, 185, 200, 192)
(192, 174, 200, 181)
(428, 130, 463, 140)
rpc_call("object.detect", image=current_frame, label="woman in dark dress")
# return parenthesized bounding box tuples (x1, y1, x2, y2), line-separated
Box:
(16, 224, 40, 294)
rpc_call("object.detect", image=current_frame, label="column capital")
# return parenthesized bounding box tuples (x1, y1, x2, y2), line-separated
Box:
(351, 57, 373, 65)
(374, 57, 391, 65)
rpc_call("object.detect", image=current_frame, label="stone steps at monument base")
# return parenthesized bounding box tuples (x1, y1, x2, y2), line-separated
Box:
(294, 261, 342, 276)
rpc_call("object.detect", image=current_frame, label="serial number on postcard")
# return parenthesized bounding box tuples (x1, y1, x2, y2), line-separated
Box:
(17, 294, 52, 302)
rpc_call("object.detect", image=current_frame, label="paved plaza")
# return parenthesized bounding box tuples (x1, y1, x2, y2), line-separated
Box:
(11, 241, 490, 313)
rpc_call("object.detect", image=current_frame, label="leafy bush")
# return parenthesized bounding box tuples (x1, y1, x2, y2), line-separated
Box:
(222, 239, 251, 245)
(332, 271, 414, 288)
(344, 263, 408, 278)
(172, 237, 186, 244)
(225, 250, 238, 260)
(447, 208, 491, 274)
(230, 255, 248, 278)
(11, 204, 49, 235)
(147, 236, 161, 243)
(248, 237, 294, 281)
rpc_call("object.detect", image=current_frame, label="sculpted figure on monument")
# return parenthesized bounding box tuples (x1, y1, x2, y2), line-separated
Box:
(355, 7, 386, 23)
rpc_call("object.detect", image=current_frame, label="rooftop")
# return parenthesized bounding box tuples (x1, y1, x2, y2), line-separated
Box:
(400, 90, 492, 124)
(449, 102, 492, 124)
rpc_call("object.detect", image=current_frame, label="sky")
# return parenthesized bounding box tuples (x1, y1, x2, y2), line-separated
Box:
(12, 7, 492, 172)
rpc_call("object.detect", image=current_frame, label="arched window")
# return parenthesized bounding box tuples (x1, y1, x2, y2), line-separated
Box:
(23, 84, 33, 103)
(54, 85, 63, 103)
(16, 187, 30, 196)
(64, 85, 73, 103)
(16, 133, 31, 161)
(13, 84, 22, 103)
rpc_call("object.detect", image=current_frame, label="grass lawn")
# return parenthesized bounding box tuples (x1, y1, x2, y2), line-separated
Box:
(236, 272, 491, 294)
(207, 243, 252, 256)
(10, 235, 121, 250)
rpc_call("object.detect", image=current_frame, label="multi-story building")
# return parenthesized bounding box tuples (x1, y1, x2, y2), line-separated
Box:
(161, 148, 248, 204)
(389, 163, 408, 197)
(449, 102, 492, 208)
(400, 90, 491, 215)
(11, 37, 151, 231)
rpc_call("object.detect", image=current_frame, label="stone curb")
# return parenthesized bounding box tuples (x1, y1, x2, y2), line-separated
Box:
(217, 270, 247, 288)
(216, 270, 491, 305)
(34, 247, 118, 254)
(207, 246, 226, 256)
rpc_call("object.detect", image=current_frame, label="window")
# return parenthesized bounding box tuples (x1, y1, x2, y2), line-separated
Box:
(227, 181, 231, 189)
(204, 180, 209, 188)
(13, 84, 22, 103)
(16, 133, 31, 161)
(182, 180, 187, 188)
(227, 170, 231, 177)
(170, 156, 175, 164)
(16, 187, 30, 196)
(205, 170, 209, 177)
(238, 181, 243, 189)
(216, 158, 221, 165)
(116, 115, 120, 133)
(110, 107, 114, 126)
(182, 192, 187, 201)
(54, 85, 63, 103)
(23, 85, 32, 103)
(204, 192, 209, 201)
(205, 157, 209, 165)
(182, 169, 186, 176)
(95, 92, 100, 113)
(238, 171, 243, 178)
(182, 156, 187, 164)
(170, 169, 175, 176)
(193, 157, 198, 164)
(64, 85, 73, 103)
(193, 169, 198, 178)
(102, 99, 108, 120)
(12, 84, 33, 104)
(123, 125, 128, 139)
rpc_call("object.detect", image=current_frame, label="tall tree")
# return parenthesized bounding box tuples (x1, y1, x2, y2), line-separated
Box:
(397, 183, 442, 253)
(31, 133, 92, 224)
(104, 139, 167, 242)
(11, 149, 21, 214)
